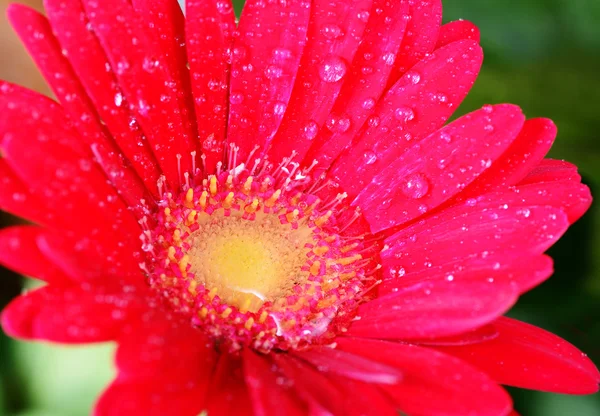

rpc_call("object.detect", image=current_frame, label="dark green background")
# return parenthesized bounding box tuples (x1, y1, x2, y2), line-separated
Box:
(0, 0, 599, 414)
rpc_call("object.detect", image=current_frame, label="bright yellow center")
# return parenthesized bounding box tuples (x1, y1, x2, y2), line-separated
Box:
(187, 211, 313, 313)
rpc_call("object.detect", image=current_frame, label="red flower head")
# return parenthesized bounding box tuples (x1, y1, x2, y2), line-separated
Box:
(0, 0, 598, 414)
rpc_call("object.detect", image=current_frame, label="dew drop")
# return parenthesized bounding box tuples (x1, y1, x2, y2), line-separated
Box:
(394, 106, 415, 123)
(382, 52, 396, 66)
(229, 92, 244, 104)
(320, 24, 344, 40)
(142, 56, 159, 73)
(405, 70, 421, 84)
(357, 10, 370, 22)
(363, 150, 377, 165)
(114, 92, 124, 107)
(400, 173, 430, 199)
(273, 101, 287, 116)
(362, 98, 376, 110)
(265, 65, 283, 79)
(303, 121, 319, 140)
(319, 57, 347, 83)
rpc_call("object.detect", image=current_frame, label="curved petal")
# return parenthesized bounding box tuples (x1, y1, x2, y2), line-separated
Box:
(0, 159, 54, 227)
(353, 104, 525, 232)
(94, 381, 208, 416)
(379, 254, 554, 297)
(206, 354, 252, 416)
(388, 0, 442, 85)
(436, 317, 600, 394)
(0, 226, 68, 284)
(337, 338, 513, 416)
(7, 5, 151, 205)
(349, 277, 518, 340)
(329, 40, 484, 202)
(1, 285, 148, 343)
(242, 349, 306, 416)
(266, 0, 373, 162)
(274, 354, 348, 416)
(436, 20, 480, 48)
(82, 0, 198, 188)
(185, 0, 235, 171)
(0, 85, 142, 248)
(519, 159, 582, 185)
(115, 314, 216, 386)
(382, 205, 569, 278)
(293, 346, 402, 384)
(227, 0, 311, 161)
(302, 0, 410, 168)
(44, 0, 163, 196)
(459, 118, 557, 197)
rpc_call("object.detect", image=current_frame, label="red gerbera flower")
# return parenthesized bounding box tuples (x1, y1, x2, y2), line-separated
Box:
(0, 0, 598, 414)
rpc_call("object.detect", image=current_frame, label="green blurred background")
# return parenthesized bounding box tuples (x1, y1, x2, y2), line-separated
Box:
(0, 0, 599, 414)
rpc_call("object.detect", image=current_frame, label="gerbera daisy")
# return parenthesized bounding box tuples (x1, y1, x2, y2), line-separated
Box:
(0, 0, 598, 414)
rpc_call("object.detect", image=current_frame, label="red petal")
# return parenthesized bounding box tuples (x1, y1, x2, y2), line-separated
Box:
(116, 314, 216, 388)
(43, 0, 164, 196)
(380, 254, 554, 297)
(469, 181, 592, 224)
(185, 0, 235, 172)
(519, 158, 581, 185)
(437, 317, 600, 394)
(266, 0, 373, 162)
(242, 349, 306, 416)
(206, 354, 253, 416)
(82, 0, 198, 188)
(227, 0, 311, 162)
(353, 104, 525, 232)
(0, 226, 67, 284)
(0, 87, 141, 243)
(337, 338, 513, 416)
(0, 159, 54, 226)
(293, 346, 402, 384)
(7, 6, 151, 206)
(460, 118, 557, 197)
(329, 40, 484, 203)
(389, 0, 442, 84)
(329, 376, 398, 416)
(383, 205, 569, 278)
(348, 278, 518, 340)
(436, 20, 481, 48)
(36, 231, 143, 283)
(94, 381, 208, 416)
(302, 0, 410, 168)
(274, 354, 348, 415)
(1, 285, 148, 343)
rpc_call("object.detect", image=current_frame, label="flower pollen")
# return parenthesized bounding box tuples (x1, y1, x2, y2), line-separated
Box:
(141, 150, 375, 353)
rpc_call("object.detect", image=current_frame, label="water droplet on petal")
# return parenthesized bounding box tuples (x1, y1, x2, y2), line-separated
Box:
(320, 24, 344, 40)
(273, 101, 287, 116)
(357, 10, 370, 22)
(142, 56, 159, 73)
(382, 52, 396, 66)
(319, 57, 347, 83)
(265, 65, 283, 79)
(394, 106, 415, 123)
(362, 98, 376, 110)
(482, 104, 493, 113)
(400, 173, 430, 199)
(363, 150, 377, 165)
(405, 70, 421, 84)
(303, 121, 319, 140)
(230, 93, 244, 104)
(114, 92, 124, 107)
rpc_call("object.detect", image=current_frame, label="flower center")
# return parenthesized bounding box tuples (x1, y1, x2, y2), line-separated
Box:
(141, 154, 377, 352)
(186, 209, 313, 313)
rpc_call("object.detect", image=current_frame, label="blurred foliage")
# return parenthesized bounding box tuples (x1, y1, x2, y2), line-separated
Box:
(1, 0, 599, 415)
